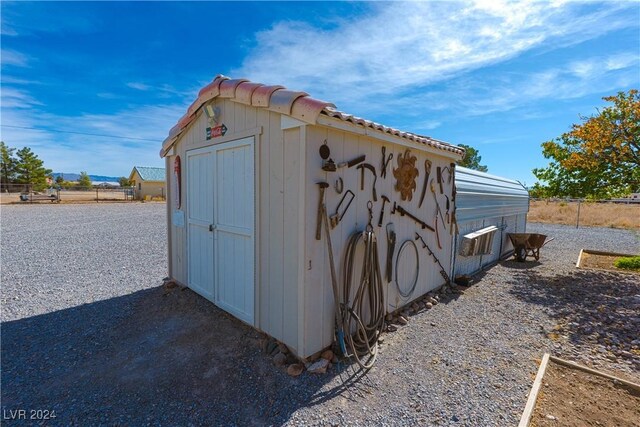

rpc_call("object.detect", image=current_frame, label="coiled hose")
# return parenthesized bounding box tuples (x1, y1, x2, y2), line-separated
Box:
(341, 226, 386, 369)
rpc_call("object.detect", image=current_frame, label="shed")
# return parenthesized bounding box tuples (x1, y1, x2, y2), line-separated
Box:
(160, 75, 465, 359)
(129, 166, 166, 200)
(453, 167, 530, 277)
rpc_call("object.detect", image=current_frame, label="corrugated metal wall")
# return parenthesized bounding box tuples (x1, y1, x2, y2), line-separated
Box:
(454, 167, 529, 277)
(455, 167, 529, 223)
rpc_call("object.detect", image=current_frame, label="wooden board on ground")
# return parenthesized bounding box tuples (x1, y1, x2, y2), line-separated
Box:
(520, 354, 640, 427)
(576, 249, 640, 275)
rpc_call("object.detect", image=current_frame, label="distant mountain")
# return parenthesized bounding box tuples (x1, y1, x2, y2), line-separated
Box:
(52, 172, 121, 183)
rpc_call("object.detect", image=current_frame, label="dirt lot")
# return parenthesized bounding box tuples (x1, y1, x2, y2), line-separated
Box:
(1, 204, 639, 425)
(528, 200, 640, 229)
(531, 362, 640, 427)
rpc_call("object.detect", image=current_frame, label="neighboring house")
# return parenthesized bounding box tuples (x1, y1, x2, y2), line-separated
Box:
(128, 166, 166, 200)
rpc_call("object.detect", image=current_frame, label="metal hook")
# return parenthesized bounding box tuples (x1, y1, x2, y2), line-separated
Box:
(335, 177, 344, 194)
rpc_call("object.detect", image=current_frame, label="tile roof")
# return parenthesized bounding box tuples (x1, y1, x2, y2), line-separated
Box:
(131, 166, 165, 182)
(160, 75, 465, 158)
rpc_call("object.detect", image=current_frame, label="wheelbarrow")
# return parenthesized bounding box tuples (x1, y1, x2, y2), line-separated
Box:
(508, 233, 554, 262)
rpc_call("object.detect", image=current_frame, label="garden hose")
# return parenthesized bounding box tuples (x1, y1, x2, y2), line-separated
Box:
(341, 223, 386, 370)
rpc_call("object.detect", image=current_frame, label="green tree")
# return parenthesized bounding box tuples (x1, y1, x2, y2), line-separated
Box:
(118, 176, 132, 187)
(533, 89, 639, 198)
(15, 147, 52, 191)
(1, 141, 17, 187)
(55, 175, 65, 185)
(528, 182, 551, 199)
(78, 171, 92, 189)
(456, 144, 488, 172)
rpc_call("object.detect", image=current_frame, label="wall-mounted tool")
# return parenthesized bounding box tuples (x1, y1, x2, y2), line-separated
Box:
(319, 140, 331, 160)
(429, 179, 445, 248)
(386, 223, 396, 283)
(377, 195, 390, 227)
(444, 195, 450, 223)
(319, 140, 337, 172)
(330, 190, 355, 229)
(380, 146, 393, 179)
(430, 179, 446, 225)
(418, 159, 432, 208)
(436, 166, 444, 194)
(393, 149, 419, 201)
(315, 182, 329, 240)
(450, 163, 456, 191)
(438, 163, 454, 187)
(450, 163, 457, 235)
(357, 163, 378, 201)
(320, 200, 347, 356)
(415, 232, 451, 284)
(322, 154, 366, 172)
(392, 202, 435, 232)
(395, 239, 419, 298)
(322, 159, 337, 171)
(334, 177, 344, 194)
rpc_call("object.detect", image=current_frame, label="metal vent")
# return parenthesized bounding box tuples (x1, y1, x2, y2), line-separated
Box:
(459, 226, 498, 256)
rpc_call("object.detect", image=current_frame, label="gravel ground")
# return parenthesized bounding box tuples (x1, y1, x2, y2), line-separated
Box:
(1, 203, 167, 322)
(2, 210, 638, 426)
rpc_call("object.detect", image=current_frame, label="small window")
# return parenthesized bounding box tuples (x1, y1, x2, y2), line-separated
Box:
(138, 183, 141, 191)
(459, 226, 498, 256)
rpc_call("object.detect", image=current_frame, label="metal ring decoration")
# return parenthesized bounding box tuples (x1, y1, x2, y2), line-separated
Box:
(394, 239, 419, 298)
(335, 177, 344, 194)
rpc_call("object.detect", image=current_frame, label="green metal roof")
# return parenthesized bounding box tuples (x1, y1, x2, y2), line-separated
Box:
(131, 166, 165, 182)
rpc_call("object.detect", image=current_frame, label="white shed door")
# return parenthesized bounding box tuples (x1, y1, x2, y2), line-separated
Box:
(213, 137, 255, 325)
(187, 147, 215, 301)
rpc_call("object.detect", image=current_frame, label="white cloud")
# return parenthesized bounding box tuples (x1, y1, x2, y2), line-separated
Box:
(0, 102, 187, 175)
(126, 82, 151, 91)
(416, 120, 442, 131)
(0, 76, 41, 85)
(0, 87, 43, 108)
(447, 52, 640, 116)
(1, 49, 29, 67)
(235, 0, 637, 112)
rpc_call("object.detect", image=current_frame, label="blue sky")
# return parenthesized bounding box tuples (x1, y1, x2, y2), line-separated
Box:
(1, 1, 638, 185)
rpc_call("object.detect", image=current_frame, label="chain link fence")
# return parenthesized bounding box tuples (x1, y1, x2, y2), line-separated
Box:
(1, 184, 136, 203)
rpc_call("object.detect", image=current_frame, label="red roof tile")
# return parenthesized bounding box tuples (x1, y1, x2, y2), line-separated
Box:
(160, 75, 464, 158)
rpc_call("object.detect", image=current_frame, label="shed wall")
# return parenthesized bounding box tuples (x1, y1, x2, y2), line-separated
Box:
(166, 97, 463, 358)
(453, 167, 529, 276)
(302, 124, 457, 357)
(166, 99, 303, 354)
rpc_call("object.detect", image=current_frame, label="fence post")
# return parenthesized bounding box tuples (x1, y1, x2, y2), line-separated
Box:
(96, 188, 99, 202)
(576, 200, 581, 229)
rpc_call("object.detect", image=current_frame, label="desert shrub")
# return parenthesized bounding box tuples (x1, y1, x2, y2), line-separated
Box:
(614, 256, 640, 271)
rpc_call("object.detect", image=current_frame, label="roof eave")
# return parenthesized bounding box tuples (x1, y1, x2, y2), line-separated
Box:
(316, 114, 465, 160)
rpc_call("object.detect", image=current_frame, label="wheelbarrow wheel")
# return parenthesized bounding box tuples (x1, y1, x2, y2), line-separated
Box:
(515, 247, 527, 262)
